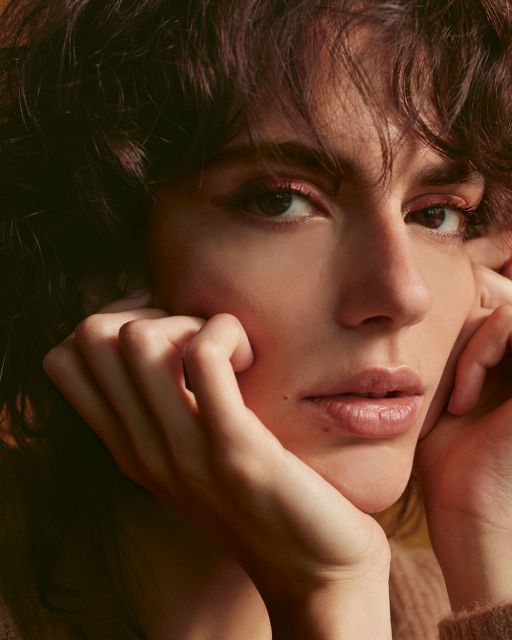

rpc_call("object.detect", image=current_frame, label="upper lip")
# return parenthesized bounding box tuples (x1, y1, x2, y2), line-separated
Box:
(306, 367, 425, 397)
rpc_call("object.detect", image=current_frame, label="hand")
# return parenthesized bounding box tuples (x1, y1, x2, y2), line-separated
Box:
(416, 234, 512, 609)
(43, 294, 392, 637)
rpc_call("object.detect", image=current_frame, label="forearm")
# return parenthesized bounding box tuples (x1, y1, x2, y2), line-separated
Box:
(268, 579, 392, 640)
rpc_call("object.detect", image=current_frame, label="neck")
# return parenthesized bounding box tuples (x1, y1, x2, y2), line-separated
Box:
(121, 489, 271, 640)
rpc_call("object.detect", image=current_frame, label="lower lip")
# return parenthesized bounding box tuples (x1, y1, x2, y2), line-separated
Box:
(307, 395, 423, 438)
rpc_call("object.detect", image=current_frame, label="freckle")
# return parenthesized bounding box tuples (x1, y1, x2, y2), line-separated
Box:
(283, 395, 290, 400)
(323, 427, 331, 433)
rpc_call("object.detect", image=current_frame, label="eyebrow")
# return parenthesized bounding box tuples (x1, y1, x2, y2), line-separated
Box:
(208, 142, 338, 174)
(411, 164, 484, 188)
(206, 141, 484, 188)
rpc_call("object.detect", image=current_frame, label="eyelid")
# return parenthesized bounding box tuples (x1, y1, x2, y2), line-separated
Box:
(403, 192, 476, 215)
(228, 177, 332, 217)
(404, 192, 482, 242)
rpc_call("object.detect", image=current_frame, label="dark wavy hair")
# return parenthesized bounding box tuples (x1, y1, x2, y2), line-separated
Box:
(0, 0, 511, 637)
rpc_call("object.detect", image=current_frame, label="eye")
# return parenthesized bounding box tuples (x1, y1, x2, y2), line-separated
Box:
(231, 180, 327, 221)
(238, 188, 314, 219)
(406, 203, 473, 237)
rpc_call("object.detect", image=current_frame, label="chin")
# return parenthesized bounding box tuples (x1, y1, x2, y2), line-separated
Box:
(329, 476, 411, 514)
(348, 488, 408, 515)
(302, 444, 414, 515)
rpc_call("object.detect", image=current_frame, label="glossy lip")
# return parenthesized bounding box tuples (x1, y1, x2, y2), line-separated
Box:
(305, 367, 425, 438)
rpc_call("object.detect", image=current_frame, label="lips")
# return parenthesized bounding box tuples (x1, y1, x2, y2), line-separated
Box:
(305, 367, 425, 438)
(308, 367, 424, 397)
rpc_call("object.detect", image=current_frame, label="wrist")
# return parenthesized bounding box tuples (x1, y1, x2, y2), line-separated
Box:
(268, 575, 392, 640)
(431, 527, 512, 611)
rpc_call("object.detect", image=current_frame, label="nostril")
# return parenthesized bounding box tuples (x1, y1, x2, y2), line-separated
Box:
(361, 315, 394, 325)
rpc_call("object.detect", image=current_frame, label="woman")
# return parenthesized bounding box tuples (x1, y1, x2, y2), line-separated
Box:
(1, 0, 512, 638)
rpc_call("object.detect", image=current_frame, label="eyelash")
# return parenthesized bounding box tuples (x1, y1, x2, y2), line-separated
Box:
(405, 200, 481, 242)
(229, 179, 485, 239)
(229, 179, 328, 225)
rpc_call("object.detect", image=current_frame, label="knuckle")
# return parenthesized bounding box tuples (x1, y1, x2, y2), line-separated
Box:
(118, 318, 161, 350)
(74, 313, 116, 347)
(184, 337, 221, 370)
(212, 312, 239, 329)
(41, 348, 60, 378)
(185, 335, 223, 366)
(42, 342, 76, 379)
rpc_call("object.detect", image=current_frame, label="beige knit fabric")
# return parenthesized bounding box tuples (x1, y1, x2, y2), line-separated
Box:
(390, 541, 451, 639)
(390, 541, 512, 640)
(1, 543, 512, 638)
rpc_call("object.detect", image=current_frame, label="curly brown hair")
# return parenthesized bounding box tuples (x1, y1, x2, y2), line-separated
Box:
(0, 1, 511, 637)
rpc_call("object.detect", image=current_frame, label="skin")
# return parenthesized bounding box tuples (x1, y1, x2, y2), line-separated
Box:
(42, 63, 512, 638)
(148, 95, 480, 515)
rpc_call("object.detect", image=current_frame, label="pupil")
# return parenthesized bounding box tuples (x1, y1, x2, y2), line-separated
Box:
(422, 207, 446, 228)
(256, 191, 292, 216)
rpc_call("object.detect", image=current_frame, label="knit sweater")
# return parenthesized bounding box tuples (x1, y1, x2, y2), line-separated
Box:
(1, 543, 512, 639)
(389, 542, 512, 639)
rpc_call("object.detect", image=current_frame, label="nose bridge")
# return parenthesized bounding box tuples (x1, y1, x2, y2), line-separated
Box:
(335, 211, 432, 330)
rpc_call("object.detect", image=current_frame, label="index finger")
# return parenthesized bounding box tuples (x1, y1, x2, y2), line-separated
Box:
(465, 234, 512, 271)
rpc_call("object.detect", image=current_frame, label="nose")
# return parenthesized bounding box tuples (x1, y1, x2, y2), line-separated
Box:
(334, 218, 432, 331)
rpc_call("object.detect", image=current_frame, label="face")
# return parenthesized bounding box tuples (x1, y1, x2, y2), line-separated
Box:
(147, 57, 483, 514)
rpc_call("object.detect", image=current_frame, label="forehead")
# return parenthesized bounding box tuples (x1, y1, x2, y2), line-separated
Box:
(236, 28, 440, 181)
(234, 94, 454, 188)
(213, 74, 483, 193)
(206, 20, 481, 189)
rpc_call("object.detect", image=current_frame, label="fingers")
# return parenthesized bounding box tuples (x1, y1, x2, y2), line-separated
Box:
(44, 305, 387, 586)
(74, 310, 169, 429)
(184, 314, 255, 443)
(118, 313, 261, 501)
(76, 310, 220, 497)
(466, 234, 512, 273)
(467, 235, 512, 316)
(473, 263, 512, 309)
(448, 305, 512, 415)
(43, 303, 258, 502)
(43, 299, 191, 490)
(116, 315, 210, 488)
(42, 334, 144, 482)
(118, 315, 206, 415)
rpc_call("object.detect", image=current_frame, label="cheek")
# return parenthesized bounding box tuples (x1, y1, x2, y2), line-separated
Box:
(150, 233, 288, 345)
(417, 240, 475, 356)
(147, 215, 334, 427)
(419, 253, 476, 436)
(148, 212, 332, 351)
(433, 253, 476, 361)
